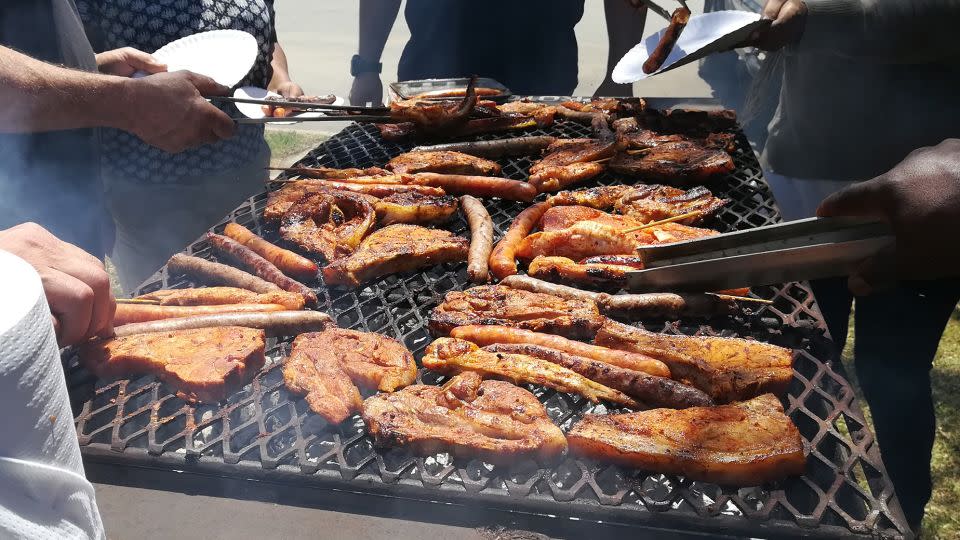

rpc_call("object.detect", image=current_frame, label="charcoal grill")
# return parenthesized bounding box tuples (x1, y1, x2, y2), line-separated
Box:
(66, 98, 911, 539)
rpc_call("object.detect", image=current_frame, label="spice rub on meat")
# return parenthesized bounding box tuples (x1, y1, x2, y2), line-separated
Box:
(80, 327, 266, 403)
(283, 328, 417, 424)
(362, 372, 567, 464)
(428, 285, 604, 339)
(386, 150, 501, 176)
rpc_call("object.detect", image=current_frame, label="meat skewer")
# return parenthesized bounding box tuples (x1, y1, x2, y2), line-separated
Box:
(206, 233, 318, 306)
(410, 173, 537, 202)
(223, 223, 318, 280)
(167, 253, 281, 294)
(412, 136, 558, 158)
(460, 195, 493, 283)
(114, 303, 289, 326)
(488, 200, 554, 279)
(112, 311, 332, 338)
(137, 287, 306, 310)
(642, 6, 691, 74)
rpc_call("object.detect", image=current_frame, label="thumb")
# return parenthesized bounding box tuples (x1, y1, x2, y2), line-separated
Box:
(181, 71, 231, 96)
(122, 48, 167, 74)
(816, 177, 892, 218)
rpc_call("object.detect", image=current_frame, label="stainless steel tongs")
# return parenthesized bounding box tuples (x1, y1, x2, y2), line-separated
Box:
(624, 217, 895, 292)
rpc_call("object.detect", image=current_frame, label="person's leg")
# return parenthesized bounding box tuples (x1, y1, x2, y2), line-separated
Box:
(853, 281, 960, 530)
(809, 277, 853, 353)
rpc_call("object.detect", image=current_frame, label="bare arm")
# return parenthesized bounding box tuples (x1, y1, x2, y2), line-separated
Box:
(268, 42, 304, 97)
(350, 0, 401, 105)
(595, 0, 647, 96)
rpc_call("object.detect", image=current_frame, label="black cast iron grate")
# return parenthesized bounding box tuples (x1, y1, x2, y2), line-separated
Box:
(65, 102, 910, 539)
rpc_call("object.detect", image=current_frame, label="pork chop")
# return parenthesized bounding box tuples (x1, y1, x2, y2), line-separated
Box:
(386, 151, 501, 176)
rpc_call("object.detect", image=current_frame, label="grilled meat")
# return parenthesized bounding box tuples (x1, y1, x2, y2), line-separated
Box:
(137, 287, 306, 310)
(428, 284, 604, 338)
(375, 192, 458, 225)
(387, 150, 501, 176)
(278, 166, 390, 179)
(280, 191, 377, 261)
(528, 139, 619, 192)
(613, 184, 727, 225)
(595, 320, 794, 402)
(261, 94, 336, 118)
(412, 136, 558, 159)
(547, 185, 631, 209)
(527, 256, 635, 291)
(423, 338, 640, 407)
(362, 371, 567, 464)
(643, 6, 691, 74)
(498, 100, 560, 126)
(283, 329, 417, 424)
(80, 327, 266, 403)
(567, 394, 805, 485)
(322, 224, 468, 287)
(626, 108, 738, 139)
(265, 181, 377, 222)
(389, 76, 478, 135)
(609, 142, 735, 184)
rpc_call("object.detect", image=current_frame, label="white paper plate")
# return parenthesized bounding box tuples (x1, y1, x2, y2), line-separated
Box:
(134, 29, 258, 87)
(613, 11, 766, 82)
(232, 86, 346, 124)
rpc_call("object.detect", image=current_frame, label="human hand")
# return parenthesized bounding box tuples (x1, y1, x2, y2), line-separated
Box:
(594, 77, 634, 98)
(117, 70, 236, 153)
(744, 0, 808, 51)
(817, 139, 960, 295)
(96, 47, 167, 77)
(349, 73, 383, 106)
(0, 223, 116, 346)
(273, 80, 305, 99)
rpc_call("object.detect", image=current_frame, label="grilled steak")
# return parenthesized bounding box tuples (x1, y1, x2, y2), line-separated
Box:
(79, 327, 266, 403)
(429, 284, 604, 338)
(613, 184, 728, 225)
(386, 150, 501, 176)
(375, 192, 459, 226)
(567, 393, 805, 485)
(609, 141, 735, 185)
(528, 139, 619, 192)
(283, 328, 417, 424)
(362, 371, 567, 464)
(322, 224, 468, 287)
(280, 191, 377, 261)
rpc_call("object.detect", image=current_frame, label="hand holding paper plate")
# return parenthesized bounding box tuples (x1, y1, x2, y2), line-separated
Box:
(613, 11, 769, 82)
(132, 29, 258, 88)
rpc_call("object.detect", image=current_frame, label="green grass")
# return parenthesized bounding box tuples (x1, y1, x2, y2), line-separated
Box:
(841, 308, 960, 539)
(264, 129, 328, 167)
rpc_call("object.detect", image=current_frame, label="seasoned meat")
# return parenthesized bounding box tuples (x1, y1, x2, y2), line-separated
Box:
(547, 185, 632, 209)
(375, 192, 459, 226)
(609, 141, 735, 184)
(528, 139, 619, 192)
(79, 327, 266, 403)
(137, 287, 306, 310)
(428, 284, 604, 338)
(423, 338, 640, 407)
(613, 184, 728, 225)
(642, 6, 691, 74)
(387, 151, 501, 176)
(633, 108, 739, 137)
(567, 394, 805, 485)
(283, 329, 417, 424)
(595, 320, 794, 402)
(279, 166, 390, 179)
(280, 191, 377, 261)
(362, 372, 567, 464)
(389, 76, 477, 135)
(527, 255, 635, 291)
(322, 224, 468, 287)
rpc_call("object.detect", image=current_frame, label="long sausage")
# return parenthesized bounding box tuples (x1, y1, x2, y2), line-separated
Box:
(488, 200, 554, 280)
(449, 325, 670, 378)
(223, 223, 318, 280)
(642, 7, 691, 74)
(206, 233, 318, 306)
(138, 287, 305, 310)
(500, 275, 604, 302)
(460, 195, 493, 283)
(113, 311, 333, 338)
(412, 136, 558, 158)
(167, 253, 281, 294)
(114, 303, 288, 326)
(411, 173, 537, 202)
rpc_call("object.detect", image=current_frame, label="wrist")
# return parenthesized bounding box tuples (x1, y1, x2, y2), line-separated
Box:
(99, 76, 137, 132)
(351, 54, 382, 76)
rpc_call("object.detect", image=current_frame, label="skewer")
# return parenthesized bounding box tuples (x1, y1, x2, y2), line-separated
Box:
(708, 293, 775, 305)
(116, 298, 161, 305)
(621, 210, 703, 233)
(211, 95, 389, 113)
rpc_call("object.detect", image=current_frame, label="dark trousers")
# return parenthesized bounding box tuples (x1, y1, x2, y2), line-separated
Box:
(812, 277, 960, 530)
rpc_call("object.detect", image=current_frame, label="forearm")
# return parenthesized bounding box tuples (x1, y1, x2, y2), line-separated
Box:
(800, 0, 960, 62)
(268, 42, 292, 91)
(603, 0, 647, 77)
(0, 46, 129, 133)
(358, 0, 401, 62)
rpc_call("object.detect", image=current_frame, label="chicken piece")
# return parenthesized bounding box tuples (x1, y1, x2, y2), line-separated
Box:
(137, 287, 306, 310)
(375, 192, 459, 226)
(595, 320, 794, 402)
(613, 184, 728, 225)
(362, 372, 567, 464)
(386, 150, 501, 176)
(322, 224, 468, 287)
(423, 338, 639, 407)
(283, 329, 417, 424)
(498, 100, 559, 126)
(264, 182, 379, 222)
(428, 284, 604, 338)
(79, 327, 265, 403)
(280, 191, 377, 261)
(547, 185, 631, 209)
(528, 256, 635, 291)
(567, 394, 805, 485)
(389, 76, 477, 135)
(609, 141, 736, 185)
(528, 139, 619, 192)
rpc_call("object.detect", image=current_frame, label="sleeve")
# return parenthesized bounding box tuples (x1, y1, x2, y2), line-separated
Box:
(265, 0, 277, 43)
(798, 0, 960, 63)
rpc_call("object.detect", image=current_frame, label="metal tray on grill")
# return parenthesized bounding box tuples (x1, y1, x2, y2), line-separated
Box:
(65, 98, 911, 539)
(389, 76, 512, 103)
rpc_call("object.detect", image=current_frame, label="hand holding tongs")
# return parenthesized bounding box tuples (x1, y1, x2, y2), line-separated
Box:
(625, 217, 896, 292)
(209, 95, 391, 124)
(629, 0, 689, 21)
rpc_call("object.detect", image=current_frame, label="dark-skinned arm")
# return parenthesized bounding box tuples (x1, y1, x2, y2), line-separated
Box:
(349, 0, 401, 105)
(595, 0, 647, 97)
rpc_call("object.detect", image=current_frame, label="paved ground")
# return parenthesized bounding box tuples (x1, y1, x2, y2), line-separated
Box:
(95, 2, 715, 538)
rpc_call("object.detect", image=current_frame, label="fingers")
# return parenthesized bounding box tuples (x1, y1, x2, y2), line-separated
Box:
(180, 70, 230, 96)
(772, 0, 803, 26)
(205, 105, 237, 140)
(762, 0, 788, 20)
(847, 248, 897, 296)
(816, 177, 893, 218)
(121, 47, 167, 74)
(42, 267, 94, 347)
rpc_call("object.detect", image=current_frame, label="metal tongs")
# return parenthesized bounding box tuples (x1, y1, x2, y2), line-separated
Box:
(625, 217, 895, 292)
(635, 0, 689, 21)
(209, 95, 391, 124)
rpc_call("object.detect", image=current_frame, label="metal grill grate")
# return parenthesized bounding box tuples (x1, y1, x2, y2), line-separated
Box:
(66, 104, 910, 539)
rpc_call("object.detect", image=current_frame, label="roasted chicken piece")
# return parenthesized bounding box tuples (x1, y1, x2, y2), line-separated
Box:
(322, 224, 468, 287)
(423, 338, 640, 407)
(280, 191, 376, 261)
(389, 76, 478, 135)
(283, 329, 417, 424)
(568, 393, 805, 485)
(137, 287, 306, 310)
(498, 100, 560, 126)
(428, 284, 604, 338)
(362, 371, 567, 464)
(614, 184, 728, 225)
(386, 150, 501, 176)
(609, 142, 735, 185)
(528, 139, 619, 192)
(595, 320, 794, 402)
(80, 327, 266, 403)
(375, 192, 458, 225)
